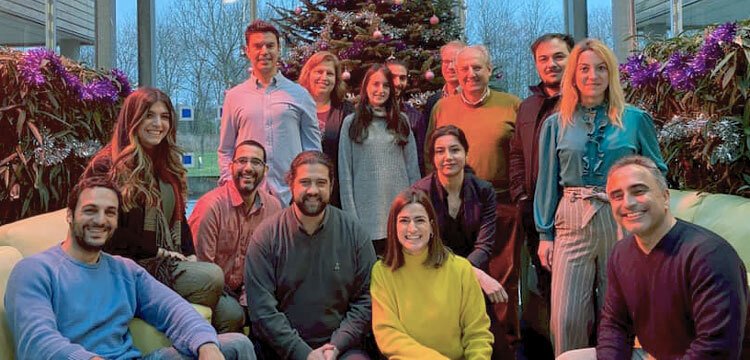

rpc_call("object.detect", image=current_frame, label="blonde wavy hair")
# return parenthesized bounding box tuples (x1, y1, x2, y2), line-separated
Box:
(558, 38, 625, 127)
(105, 88, 187, 214)
(298, 51, 347, 108)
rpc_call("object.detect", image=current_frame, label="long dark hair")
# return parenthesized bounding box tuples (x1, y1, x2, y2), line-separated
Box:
(89, 87, 186, 217)
(348, 64, 410, 146)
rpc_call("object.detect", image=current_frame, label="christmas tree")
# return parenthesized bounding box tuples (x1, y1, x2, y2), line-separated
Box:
(272, 0, 463, 108)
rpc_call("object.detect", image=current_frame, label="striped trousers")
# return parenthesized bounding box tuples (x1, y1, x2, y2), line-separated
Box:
(550, 187, 623, 356)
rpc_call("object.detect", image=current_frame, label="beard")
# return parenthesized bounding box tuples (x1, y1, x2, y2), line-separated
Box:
(70, 222, 111, 252)
(294, 193, 328, 217)
(234, 169, 263, 197)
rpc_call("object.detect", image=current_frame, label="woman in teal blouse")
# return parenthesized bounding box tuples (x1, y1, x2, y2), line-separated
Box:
(533, 38, 667, 355)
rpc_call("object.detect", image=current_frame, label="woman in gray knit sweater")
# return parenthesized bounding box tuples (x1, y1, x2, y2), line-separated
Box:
(338, 64, 421, 255)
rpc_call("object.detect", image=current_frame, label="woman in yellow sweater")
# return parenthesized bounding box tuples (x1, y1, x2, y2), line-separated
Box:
(371, 188, 494, 359)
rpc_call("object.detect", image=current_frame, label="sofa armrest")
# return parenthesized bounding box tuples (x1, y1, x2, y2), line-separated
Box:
(0, 246, 24, 360)
(129, 304, 212, 355)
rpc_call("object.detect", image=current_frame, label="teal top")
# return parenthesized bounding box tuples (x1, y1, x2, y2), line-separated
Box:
(533, 104, 667, 241)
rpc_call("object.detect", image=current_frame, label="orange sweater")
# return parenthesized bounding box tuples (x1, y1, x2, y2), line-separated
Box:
(427, 90, 521, 193)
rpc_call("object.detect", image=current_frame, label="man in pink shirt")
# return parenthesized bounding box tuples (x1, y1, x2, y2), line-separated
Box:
(189, 140, 283, 333)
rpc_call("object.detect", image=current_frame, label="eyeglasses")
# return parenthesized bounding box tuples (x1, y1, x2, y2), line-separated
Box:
(232, 157, 265, 167)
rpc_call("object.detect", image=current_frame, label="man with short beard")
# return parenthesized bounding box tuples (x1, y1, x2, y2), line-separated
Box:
(509, 33, 573, 359)
(190, 140, 283, 333)
(4, 176, 255, 360)
(244, 151, 376, 360)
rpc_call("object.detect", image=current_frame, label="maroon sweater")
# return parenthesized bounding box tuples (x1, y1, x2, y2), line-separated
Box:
(597, 219, 750, 359)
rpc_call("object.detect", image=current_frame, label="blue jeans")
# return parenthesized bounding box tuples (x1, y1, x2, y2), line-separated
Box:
(143, 333, 255, 360)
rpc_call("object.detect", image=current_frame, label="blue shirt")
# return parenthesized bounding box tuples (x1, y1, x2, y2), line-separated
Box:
(218, 72, 321, 205)
(534, 104, 667, 241)
(4, 245, 217, 360)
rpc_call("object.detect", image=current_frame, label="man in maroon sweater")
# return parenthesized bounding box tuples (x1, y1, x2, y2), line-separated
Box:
(558, 155, 749, 359)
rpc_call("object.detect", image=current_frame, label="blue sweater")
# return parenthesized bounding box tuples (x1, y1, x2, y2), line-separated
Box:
(4, 245, 218, 360)
(534, 104, 667, 241)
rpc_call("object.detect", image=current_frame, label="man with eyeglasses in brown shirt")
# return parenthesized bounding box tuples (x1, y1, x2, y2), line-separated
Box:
(189, 139, 283, 333)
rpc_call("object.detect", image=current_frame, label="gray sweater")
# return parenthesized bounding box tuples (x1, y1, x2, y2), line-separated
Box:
(338, 112, 421, 240)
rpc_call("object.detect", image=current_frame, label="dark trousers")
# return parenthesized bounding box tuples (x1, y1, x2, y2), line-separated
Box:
(518, 199, 554, 359)
(487, 199, 522, 360)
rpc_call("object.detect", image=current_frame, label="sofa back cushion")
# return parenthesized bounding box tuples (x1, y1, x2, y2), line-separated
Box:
(0, 209, 68, 257)
(669, 189, 750, 268)
(0, 246, 23, 360)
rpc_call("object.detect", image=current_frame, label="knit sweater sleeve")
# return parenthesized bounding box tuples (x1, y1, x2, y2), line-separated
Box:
(4, 257, 99, 360)
(458, 258, 494, 360)
(370, 262, 450, 360)
(337, 114, 358, 219)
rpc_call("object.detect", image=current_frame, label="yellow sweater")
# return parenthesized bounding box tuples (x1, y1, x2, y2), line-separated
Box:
(371, 251, 493, 360)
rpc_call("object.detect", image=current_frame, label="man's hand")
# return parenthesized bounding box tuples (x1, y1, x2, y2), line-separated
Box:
(197, 342, 225, 360)
(308, 344, 336, 360)
(322, 344, 340, 360)
(473, 267, 508, 304)
(538, 241, 553, 271)
(186, 254, 197, 262)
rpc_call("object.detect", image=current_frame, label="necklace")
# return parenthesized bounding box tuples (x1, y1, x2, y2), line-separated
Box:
(460, 87, 490, 106)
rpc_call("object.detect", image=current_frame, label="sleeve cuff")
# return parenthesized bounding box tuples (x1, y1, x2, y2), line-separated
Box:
(67, 348, 99, 360)
(540, 234, 554, 242)
(189, 333, 220, 356)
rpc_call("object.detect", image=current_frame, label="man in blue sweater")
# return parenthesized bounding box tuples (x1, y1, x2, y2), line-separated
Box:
(558, 155, 749, 359)
(4, 176, 255, 360)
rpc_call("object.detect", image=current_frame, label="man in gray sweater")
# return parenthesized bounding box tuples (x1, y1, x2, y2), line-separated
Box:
(244, 151, 376, 360)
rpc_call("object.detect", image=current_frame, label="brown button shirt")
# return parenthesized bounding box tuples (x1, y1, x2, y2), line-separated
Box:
(188, 181, 282, 291)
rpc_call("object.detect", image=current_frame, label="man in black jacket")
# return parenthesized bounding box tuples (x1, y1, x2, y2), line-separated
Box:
(509, 33, 574, 359)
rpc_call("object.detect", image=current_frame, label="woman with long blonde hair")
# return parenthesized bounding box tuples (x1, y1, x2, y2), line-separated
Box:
(533, 39, 667, 355)
(83, 88, 231, 331)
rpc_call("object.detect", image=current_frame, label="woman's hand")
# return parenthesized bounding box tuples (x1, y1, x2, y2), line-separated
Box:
(473, 267, 508, 304)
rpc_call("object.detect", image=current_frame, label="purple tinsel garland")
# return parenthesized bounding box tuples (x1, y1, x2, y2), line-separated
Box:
(622, 22, 737, 91)
(18, 48, 131, 104)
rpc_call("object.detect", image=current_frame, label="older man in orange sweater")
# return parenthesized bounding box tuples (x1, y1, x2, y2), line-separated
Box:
(426, 44, 521, 360)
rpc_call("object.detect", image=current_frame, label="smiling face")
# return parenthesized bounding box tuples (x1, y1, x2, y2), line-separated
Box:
(291, 163, 332, 217)
(607, 164, 672, 243)
(67, 187, 119, 253)
(456, 47, 491, 97)
(366, 69, 391, 107)
(231, 144, 267, 198)
(575, 50, 609, 107)
(396, 203, 433, 256)
(309, 60, 336, 100)
(534, 38, 570, 90)
(136, 101, 171, 150)
(440, 45, 461, 85)
(246, 32, 280, 77)
(433, 134, 466, 179)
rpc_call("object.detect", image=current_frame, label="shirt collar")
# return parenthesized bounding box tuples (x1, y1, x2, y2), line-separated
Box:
(292, 206, 330, 236)
(250, 71, 281, 89)
(227, 180, 264, 214)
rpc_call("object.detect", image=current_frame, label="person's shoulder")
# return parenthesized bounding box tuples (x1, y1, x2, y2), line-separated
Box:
(327, 207, 369, 238)
(258, 190, 283, 212)
(192, 185, 230, 210)
(489, 90, 522, 105)
(12, 246, 61, 276)
(224, 79, 252, 97)
(253, 207, 291, 235)
(621, 104, 653, 123)
(412, 175, 432, 192)
(674, 220, 736, 256)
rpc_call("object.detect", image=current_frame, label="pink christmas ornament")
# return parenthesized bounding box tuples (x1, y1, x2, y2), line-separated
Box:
(394, 0, 404, 4)
(429, 15, 439, 25)
(342, 70, 351, 81)
(373, 29, 383, 40)
(424, 70, 435, 81)
(294, 7, 302, 15)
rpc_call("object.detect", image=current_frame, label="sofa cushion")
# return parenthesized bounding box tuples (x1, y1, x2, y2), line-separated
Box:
(689, 193, 750, 268)
(129, 304, 212, 355)
(668, 189, 706, 223)
(0, 246, 24, 360)
(0, 209, 67, 257)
